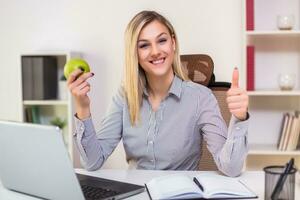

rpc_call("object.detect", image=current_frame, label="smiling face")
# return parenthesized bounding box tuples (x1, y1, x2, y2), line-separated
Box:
(137, 20, 175, 80)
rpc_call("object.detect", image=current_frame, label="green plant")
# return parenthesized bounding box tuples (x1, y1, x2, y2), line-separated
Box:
(50, 117, 67, 129)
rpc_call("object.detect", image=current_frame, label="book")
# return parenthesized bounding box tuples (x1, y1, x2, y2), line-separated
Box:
(32, 56, 58, 100)
(286, 113, 300, 151)
(31, 106, 41, 124)
(145, 173, 257, 200)
(246, 46, 255, 91)
(278, 113, 289, 150)
(246, 0, 254, 30)
(277, 113, 288, 150)
(282, 114, 293, 151)
(21, 57, 34, 100)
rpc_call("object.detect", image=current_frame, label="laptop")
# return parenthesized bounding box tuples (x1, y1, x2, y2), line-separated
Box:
(0, 120, 144, 200)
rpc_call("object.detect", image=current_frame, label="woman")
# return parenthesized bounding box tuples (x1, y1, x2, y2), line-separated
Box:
(68, 10, 249, 177)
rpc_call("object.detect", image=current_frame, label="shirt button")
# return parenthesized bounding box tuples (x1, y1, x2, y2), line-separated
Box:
(149, 141, 153, 145)
(235, 127, 241, 130)
(150, 159, 154, 162)
(80, 126, 84, 131)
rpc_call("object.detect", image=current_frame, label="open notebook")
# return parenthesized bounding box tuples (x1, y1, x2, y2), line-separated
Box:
(145, 173, 258, 199)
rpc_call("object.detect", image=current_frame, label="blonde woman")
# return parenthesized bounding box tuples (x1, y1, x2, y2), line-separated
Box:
(68, 10, 249, 177)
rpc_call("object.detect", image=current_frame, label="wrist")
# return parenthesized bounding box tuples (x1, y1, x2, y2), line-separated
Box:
(237, 112, 249, 121)
(76, 108, 91, 120)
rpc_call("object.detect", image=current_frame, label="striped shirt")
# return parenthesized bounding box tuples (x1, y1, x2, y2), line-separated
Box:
(73, 75, 249, 176)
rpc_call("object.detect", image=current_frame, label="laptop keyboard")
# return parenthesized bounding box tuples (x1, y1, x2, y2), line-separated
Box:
(81, 184, 119, 200)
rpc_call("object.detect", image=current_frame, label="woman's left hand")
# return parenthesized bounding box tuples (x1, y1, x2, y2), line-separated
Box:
(226, 68, 249, 121)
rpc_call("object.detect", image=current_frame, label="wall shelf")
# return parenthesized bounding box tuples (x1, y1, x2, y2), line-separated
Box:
(23, 100, 69, 106)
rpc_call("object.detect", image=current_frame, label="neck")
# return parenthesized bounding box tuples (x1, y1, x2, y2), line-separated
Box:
(146, 72, 174, 100)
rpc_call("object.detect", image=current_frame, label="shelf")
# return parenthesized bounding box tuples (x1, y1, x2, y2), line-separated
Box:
(246, 30, 300, 36)
(23, 100, 68, 106)
(248, 91, 300, 96)
(248, 144, 300, 155)
(21, 51, 80, 57)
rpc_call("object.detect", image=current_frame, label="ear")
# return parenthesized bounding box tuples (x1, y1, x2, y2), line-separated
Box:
(172, 35, 176, 51)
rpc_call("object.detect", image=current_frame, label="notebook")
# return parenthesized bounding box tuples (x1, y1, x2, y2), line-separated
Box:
(0, 120, 144, 200)
(145, 173, 258, 199)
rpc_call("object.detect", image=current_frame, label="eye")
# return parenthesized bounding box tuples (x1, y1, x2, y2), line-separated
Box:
(158, 38, 167, 44)
(138, 43, 149, 49)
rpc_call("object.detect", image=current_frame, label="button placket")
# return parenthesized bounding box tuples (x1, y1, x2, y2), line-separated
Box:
(146, 108, 156, 167)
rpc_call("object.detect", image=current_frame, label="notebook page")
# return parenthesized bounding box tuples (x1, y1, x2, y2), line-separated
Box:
(147, 174, 202, 199)
(194, 173, 254, 198)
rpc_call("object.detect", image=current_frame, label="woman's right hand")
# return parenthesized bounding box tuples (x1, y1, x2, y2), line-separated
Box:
(67, 69, 94, 119)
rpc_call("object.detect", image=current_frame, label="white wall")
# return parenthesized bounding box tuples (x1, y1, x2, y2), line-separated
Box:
(0, 0, 242, 168)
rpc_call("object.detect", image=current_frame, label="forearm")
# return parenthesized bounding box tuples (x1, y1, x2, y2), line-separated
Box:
(215, 116, 249, 177)
(74, 117, 106, 170)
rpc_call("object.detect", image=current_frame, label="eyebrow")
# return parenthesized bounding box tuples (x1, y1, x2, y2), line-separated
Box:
(138, 32, 168, 42)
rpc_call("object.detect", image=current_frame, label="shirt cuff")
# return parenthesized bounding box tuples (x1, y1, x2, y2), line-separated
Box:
(73, 114, 94, 137)
(227, 114, 249, 139)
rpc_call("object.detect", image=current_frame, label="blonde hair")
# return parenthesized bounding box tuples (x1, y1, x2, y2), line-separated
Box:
(123, 10, 188, 126)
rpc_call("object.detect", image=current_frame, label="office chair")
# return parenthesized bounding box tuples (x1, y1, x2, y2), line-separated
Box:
(180, 54, 231, 171)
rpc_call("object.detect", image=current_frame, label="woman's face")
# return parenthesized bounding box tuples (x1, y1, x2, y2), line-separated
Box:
(137, 20, 175, 79)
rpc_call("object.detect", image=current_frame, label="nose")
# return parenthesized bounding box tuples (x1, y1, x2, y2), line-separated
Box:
(150, 43, 161, 58)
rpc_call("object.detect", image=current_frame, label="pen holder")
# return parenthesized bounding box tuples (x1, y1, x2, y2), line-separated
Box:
(264, 165, 297, 200)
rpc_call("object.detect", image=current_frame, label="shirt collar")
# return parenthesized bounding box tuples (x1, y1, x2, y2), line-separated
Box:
(143, 75, 183, 99)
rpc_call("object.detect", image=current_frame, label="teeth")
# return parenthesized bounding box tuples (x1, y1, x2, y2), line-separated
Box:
(152, 58, 164, 64)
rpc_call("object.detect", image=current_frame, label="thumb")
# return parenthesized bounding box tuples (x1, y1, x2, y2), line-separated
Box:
(231, 67, 239, 88)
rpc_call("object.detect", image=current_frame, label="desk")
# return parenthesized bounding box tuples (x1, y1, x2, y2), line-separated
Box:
(0, 169, 299, 200)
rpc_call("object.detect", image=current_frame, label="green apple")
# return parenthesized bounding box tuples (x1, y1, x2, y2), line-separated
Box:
(64, 58, 90, 79)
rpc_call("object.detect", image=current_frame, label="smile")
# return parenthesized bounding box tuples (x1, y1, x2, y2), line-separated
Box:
(150, 58, 165, 65)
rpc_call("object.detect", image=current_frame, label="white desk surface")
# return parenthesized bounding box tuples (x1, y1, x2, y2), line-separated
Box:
(0, 169, 299, 200)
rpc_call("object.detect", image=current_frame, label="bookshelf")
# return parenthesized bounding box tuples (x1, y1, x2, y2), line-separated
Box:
(20, 51, 79, 163)
(243, 0, 300, 170)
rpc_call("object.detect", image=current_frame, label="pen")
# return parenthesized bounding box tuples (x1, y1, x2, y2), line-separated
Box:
(271, 158, 294, 200)
(193, 177, 204, 192)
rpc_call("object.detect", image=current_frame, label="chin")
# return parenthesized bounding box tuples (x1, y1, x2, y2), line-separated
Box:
(149, 67, 173, 78)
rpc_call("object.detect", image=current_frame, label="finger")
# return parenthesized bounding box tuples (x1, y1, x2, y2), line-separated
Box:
(228, 102, 244, 110)
(67, 69, 84, 85)
(77, 81, 90, 91)
(78, 85, 91, 95)
(68, 72, 94, 91)
(73, 85, 90, 97)
(230, 108, 247, 115)
(227, 95, 245, 104)
(73, 72, 94, 85)
(231, 67, 239, 88)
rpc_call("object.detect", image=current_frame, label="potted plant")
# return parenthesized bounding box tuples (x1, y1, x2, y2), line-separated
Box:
(50, 117, 67, 130)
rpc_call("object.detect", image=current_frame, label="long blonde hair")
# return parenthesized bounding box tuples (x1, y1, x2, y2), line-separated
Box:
(123, 10, 188, 126)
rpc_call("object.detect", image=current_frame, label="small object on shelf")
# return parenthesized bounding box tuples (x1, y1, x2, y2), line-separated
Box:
(64, 58, 90, 79)
(277, 15, 295, 30)
(278, 73, 295, 91)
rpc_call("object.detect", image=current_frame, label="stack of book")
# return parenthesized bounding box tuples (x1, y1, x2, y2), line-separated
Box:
(278, 111, 300, 151)
(22, 56, 58, 100)
(25, 106, 40, 124)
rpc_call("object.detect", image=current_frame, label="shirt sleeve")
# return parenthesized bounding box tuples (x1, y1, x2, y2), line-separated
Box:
(196, 89, 249, 177)
(73, 88, 124, 171)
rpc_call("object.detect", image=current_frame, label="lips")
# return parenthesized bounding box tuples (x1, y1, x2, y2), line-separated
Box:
(150, 58, 165, 65)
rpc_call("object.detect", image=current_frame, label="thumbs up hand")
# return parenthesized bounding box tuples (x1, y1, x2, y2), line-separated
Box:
(226, 68, 249, 121)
